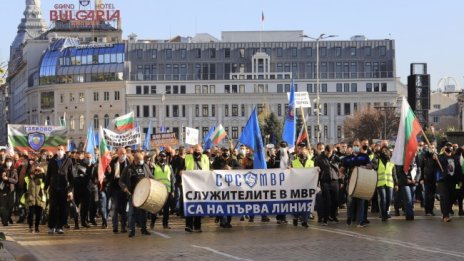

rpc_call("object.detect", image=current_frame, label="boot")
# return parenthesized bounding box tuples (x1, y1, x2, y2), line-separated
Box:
(74, 219, 80, 230)
(101, 218, 107, 229)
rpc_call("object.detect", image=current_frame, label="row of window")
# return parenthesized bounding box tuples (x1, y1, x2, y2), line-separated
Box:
(59, 91, 120, 103)
(40, 72, 124, 85)
(134, 46, 388, 60)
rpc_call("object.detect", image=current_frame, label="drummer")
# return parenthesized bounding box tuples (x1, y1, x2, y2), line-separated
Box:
(153, 151, 176, 229)
(340, 139, 373, 227)
(119, 152, 154, 238)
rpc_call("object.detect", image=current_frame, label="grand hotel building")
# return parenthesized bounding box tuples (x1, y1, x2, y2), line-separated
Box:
(5, 0, 403, 146)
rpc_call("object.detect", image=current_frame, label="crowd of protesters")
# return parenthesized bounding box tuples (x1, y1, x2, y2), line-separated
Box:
(0, 137, 462, 237)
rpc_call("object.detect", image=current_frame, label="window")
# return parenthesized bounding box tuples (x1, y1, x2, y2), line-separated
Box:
(335, 47, 342, 57)
(180, 49, 187, 59)
(143, 105, 149, 117)
(104, 91, 109, 101)
(291, 47, 297, 57)
(323, 103, 328, 116)
(239, 48, 245, 58)
(195, 85, 201, 94)
(276, 48, 283, 57)
(93, 92, 99, 101)
(232, 85, 238, 94)
(433, 104, 441, 109)
(232, 127, 239, 139)
(239, 85, 245, 93)
(202, 105, 209, 117)
(136, 106, 140, 117)
(104, 114, 109, 128)
(241, 104, 245, 117)
(365, 47, 371, 56)
(195, 105, 199, 117)
(166, 85, 171, 94)
(210, 48, 216, 58)
(324, 125, 328, 139)
(307, 84, 313, 93)
(224, 105, 229, 117)
(337, 103, 341, 116)
(225, 85, 230, 94)
(379, 46, 386, 56)
(211, 105, 215, 117)
(305, 47, 312, 57)
(210, 85, 215, 94)
(79, 115, 85, 130)
(69, 93, 75, 102)
(225, 48, 231, 58)
(350, 47, 356, 56)
(60, 94, 64, 103)
(194, 48, 201, 58)
(114, 91, 120, 100)
(165, 49, 172, 59)
(321, 84, 328, 93)
(136, 49, 143, 59)
(374, 83, 380, 92)
(344, 83, 350, 92)
(202, 85, 208, 94)
(93, 115, 99, 128)
(336, 83, 342, 92)
(165, 105, 170, 117)
(320, 47, 327, 57)
(152, 105, 156, 117)
(173, 105, 179, 117)
(277, 84, 283, 93)
(232, 104, 238, 117)
(182, 105, 186, 117)
(354, 103, 358, 112)
(351, 83, 357, 92)
(151, 49, 157, 59)
(381, 83, 387, 92)
(433, 116, 439, 123)
(278, 104, 282, 116)
(366, 83, 372, 92)
(136, 86, 142, 95)
(181, 85, 186, 94)
(173, 85, 179, 94)
(151, 86, 156, 94)
(70, 116, 75, 130)
(337, 126, 342, 139)
(344, 103, 351, 115)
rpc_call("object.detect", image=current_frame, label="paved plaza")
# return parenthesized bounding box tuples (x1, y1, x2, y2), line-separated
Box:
(1, 207, 464, 261)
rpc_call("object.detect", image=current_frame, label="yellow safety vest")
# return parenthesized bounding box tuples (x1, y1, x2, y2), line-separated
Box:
(154, 164, 172, 193)
(292, 158, 314, 168)
(185, 154, 210, 171)
(377, 161, 394, 188)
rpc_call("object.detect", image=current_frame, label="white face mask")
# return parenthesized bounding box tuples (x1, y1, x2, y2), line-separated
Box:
(120, 155, 127, 162)
(139, 160, 144, 166)
(6, 162, 12, 168)
(240, 149, 246, 156)
(42, 155, 47, 160)
(57, 150, 65, 159)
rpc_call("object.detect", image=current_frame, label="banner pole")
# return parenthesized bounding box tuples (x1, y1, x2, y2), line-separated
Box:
(299, 107, 310, 149)
(420, 129, 444, 172)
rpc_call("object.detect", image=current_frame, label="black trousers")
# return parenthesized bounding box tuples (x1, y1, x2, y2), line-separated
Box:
(437, 182, 452, 218)
(74, 186, 90, 225)
(48, 189, 67, 229)
(157, 193, 173, 226)
(321, 181, 339, 221)
(424, 182, 436, 214)
(0, 192, 11, 225)
(28, 205, 43, 229)
(185, 216, 201, 230)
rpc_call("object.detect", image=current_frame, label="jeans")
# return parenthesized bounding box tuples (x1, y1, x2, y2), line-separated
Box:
(99, 191, 108, 221)
(401, 185, 415, 218)
(423, 183, 436, 214)
(128, 198, 147, 231)
(111, 190, 127, 231)
(347, 196, 365, 225)
(377, 186, 393, 219)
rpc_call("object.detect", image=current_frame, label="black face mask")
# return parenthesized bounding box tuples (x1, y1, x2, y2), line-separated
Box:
(193, 152, 202, 158)
(211, 154, 217, 158)
(298, 153, 306, 159)
(222, 152, 230, 158)
(445, 148, 452, 154)
(362, 145, 369, 151)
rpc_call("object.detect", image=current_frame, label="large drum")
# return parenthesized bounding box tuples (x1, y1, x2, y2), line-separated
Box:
(132, 178, 168, 213)
(348, 167, 378, 200)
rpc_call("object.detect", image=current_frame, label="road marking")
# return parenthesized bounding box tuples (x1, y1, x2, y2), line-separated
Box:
(152, 231, 171, 239)
(191, 245, 253, 261)
(309, 226, 464, 258)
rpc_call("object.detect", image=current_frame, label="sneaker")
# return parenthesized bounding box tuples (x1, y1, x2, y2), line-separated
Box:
(113, 229, 119, 234)
(240, 216, 245, 221)
(128, 230, 135, 238)
(56, 229, 64, 234)
(34, 228, 40, 233)
(357, 223, 367, 228)
(185, 227, 193, 232)
(301, 222, 309, 228)
(364, 219, 370, 224)
(141, 229, 151, 235)
(322, 221, 328, 226)
(293, 219, 298, 227)
(261, 216, 270, 222)
(90, 220, 98, 226)
(309, 213, 315, 220)
(193, 229, 202, 233)
(48, 228, 55, 234)
(330, 217, 339, 223)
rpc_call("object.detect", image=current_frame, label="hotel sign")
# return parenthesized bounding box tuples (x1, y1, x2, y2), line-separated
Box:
(50, 1, 120, 24)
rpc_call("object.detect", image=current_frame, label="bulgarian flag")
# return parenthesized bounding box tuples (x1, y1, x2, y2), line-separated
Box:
(114, 111, 135, 131)
(98, 126, 112, 189)
(211, 124, 227, 145)
(392, 97, 423, 173)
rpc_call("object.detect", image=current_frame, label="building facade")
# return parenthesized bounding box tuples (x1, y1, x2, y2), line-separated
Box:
(429, 91, 461, 132)
(7, 0, 401, 145)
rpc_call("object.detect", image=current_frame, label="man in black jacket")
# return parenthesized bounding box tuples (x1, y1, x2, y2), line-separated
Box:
(45, 145, 74, 234)
(420, 145, 437, 216)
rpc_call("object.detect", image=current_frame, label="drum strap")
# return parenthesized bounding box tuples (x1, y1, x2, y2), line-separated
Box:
(195, 160, 203, 170)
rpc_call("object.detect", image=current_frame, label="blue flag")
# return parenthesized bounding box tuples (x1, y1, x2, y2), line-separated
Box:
(239, 107, 267, 169)
(282, 79, 296, 148)
(85, 123, 96, 163)
(203, 125, 216, 150)
(143, 120, 152, 151)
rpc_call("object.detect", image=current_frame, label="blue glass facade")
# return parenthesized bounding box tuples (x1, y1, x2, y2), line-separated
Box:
(39, 38, 125, 85)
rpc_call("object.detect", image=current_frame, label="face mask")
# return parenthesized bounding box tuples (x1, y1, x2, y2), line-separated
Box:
(298, 153, 306, 159)
(193, 152, 201, 158)
(120, 155, 127, 161)
(353, 146, 360, 154)
(57, 150, 65, 159)
(139, 160, 145, 166)
(6, 162, 12, 168)
(362, 145, 369, 151)
(445, 148, 452, 154)
(240, 149, 246, 156)
(222, 152, 230, 158)
(42, 155, 47, 160)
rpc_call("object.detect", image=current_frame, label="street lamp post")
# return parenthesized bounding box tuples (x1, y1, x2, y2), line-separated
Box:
(161, 91, 166, 133)
(301, 34, 337, 143)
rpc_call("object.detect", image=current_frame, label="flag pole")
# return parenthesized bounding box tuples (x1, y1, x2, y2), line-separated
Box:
(420, 129, 444, 172)
(299, 107, 310, 149)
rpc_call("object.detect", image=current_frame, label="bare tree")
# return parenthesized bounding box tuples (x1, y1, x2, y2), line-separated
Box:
(343, 107, 399, 142)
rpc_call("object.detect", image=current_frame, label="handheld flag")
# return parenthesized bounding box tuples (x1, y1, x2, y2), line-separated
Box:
(143, 120, 152, 151)
(282, 80, 296, 147)
(392, 97, 423, 173)
(239, 107, 267, 169)
(98, 126, 111, 189)
(296, 121, 308, 146)
(112, 111, 135, 132)
(211, 124, 227, 145)
(85, 123, 96, 163)
(203, 125, 216, 150)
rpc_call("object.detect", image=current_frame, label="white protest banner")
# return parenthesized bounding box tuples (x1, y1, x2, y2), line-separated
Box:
(182, 168, 319, 216)
(185, 127, 199, 145)
(287, 92, 311, 108)
(103, 128, 141, 148)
